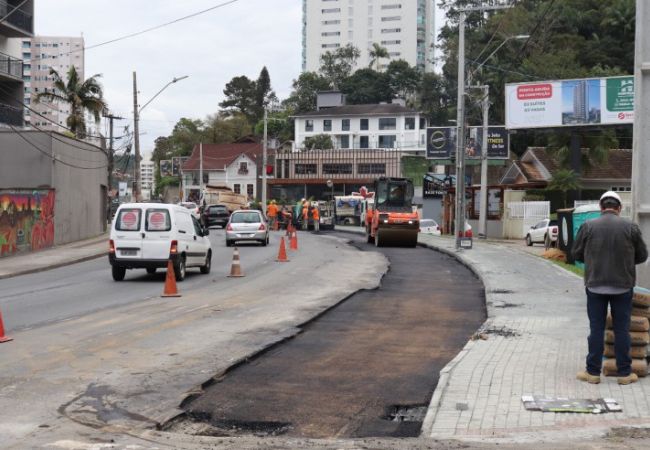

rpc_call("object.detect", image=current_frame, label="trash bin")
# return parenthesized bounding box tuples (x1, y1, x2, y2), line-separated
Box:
(557, 208, 575, 264)
(572, 204, 601, 269)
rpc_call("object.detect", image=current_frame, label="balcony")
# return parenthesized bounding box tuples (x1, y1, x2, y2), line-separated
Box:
(0, 0, 34, 37)
(0, 104, 23, 126)
(0, 52, 23, 81)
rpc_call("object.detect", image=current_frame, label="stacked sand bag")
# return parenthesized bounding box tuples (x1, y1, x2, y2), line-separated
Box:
(603, 287, 650, 377)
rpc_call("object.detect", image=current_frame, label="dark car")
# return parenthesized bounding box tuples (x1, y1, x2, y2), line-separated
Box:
(203, 204, 230, 228)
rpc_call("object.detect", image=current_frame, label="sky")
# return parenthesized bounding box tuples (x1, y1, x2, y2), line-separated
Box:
(35, 1, 445, 158)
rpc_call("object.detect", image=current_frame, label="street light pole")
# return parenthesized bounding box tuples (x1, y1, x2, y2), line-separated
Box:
(479, 85, 489, 239)
(454, 10, 466, 249)
(262, 108, 268, 213)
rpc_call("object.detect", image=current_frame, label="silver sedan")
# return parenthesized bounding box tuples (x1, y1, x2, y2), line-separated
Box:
(225, 210, 269, 247)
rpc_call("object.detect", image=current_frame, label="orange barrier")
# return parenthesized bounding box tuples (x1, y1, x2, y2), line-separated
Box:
(0, 308, 12, 343)
(276, 237, 290, 262)
(162, 260, 181, 297)
(290, 230, 298, 251)
(228, 247, 245, 277)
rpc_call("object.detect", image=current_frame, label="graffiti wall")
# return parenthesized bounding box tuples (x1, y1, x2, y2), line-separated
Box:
(0, 190, 56, 257)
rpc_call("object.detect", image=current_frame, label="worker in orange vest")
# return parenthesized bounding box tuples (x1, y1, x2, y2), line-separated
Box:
(267, 200, 278, 229)
(302, 202, 309, 230)
(311, 204, 320, 233)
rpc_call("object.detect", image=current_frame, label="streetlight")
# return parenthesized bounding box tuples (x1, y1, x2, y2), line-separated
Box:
(262, 100, 281, 212)
(132, 73, 189, 202)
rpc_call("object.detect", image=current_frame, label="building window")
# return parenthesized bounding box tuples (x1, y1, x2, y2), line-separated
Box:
(238, 161, 248, 174)
(360, 118, 369, 130)
(420, 117, 427, 129)
(305, 120, 314, 132)
(22, 41, 31, 48)
(295, 164, 317, 175)
(381, 16, 401, 21)
(340, 135, 350, 149)
(378, 135, 397, 148)
(388, 52, 401, 57)
(324, 119, 332, 131)
(247, 184, 254, 197)
(379, 118, 397, 130)
(611, 186, 631, 192)
(323, 163, 353, 175)
(322, 19, 341, 25)
(322, 8, 341, 13)
(405, 117, 416, 130)
(321, 31, 341, 36)
(358, 163, 386, 174)
(322, 43, 341, 49)
(381, 28, 401, 33)
(342, 119, 350, 131)
(382, 4, 402, 9)
(233, 184, 241, 194)
(359, 136, 369, 148)
(381, 40, 401, 45)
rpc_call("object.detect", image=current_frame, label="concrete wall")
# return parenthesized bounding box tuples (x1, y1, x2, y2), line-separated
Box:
(501, 190, 526, 239)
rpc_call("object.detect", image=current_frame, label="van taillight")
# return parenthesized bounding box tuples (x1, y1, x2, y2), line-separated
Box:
(170, 240, 178, 254)
(226, 224, 233, 231)
(109, 239, 115, 253)
(259, 223, 266, 231)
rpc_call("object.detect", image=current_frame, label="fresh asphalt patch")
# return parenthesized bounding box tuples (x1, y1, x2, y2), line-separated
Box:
(169, 232, 486, 439)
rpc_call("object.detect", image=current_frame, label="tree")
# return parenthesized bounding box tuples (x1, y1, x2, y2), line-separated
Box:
(385, 60, 421, 101)
(203, 112, 252, 144)
(254, 110, 293, 143)
(368, 43, 389, 70)
(546, 168, 582, 208)
(168, 118, 204, 156)
(35, 66, 107, 138)
(219, 75, 258, 124)
(417, 72, 451, 126)
(284, 72, 331, 114)
(319, 44, 361, 89)
(253, 66, 278, 122)
(303, 134, 334, 150)
(340, 68, 392, 104)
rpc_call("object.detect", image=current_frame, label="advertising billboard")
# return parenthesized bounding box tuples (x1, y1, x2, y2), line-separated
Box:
(159, 159, 173, 177)
(505, 76, 634, 129)
(426, 126, 509, 160)
(172, 156, 189, 176)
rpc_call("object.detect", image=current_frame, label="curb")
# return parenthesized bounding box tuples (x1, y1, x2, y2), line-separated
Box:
(0, 250, 107, 280)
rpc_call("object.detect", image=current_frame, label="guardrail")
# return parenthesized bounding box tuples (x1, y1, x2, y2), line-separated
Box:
(0, 52, 23, 79)
(0, 0, 33, 34)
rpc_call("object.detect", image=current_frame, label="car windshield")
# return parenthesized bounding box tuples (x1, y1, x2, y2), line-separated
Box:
(209, 206, 227, 213)
(231, 212, 262, 224)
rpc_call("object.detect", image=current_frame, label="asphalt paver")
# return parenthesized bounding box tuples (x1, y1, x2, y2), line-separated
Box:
(180, 233, 486, 439)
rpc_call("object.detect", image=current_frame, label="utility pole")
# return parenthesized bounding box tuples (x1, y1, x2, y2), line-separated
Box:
(262, 108, 268, 212)
(479, 85, 489, 239)
(633, 0, 650, 287)
(103, 113, 125, 193)
(132, 71, 141, 202)
(199, 142, 204, 202)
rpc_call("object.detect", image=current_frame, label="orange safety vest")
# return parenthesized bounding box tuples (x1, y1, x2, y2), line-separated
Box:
(302, 207, 308, 219)
(267, 204, 278, 217)
(311, 208, 320, 220)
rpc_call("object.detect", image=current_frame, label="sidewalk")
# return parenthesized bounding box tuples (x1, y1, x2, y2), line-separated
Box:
(0, 233, 107, 279)
(336, 226, 650, 443)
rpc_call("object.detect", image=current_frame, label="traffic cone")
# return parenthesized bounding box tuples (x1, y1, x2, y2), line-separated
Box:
(228, 247, 245, 277)
(273, 220, 279, 231)
(276, 237, 290, 262)
(290, 229, 298, 251)
(286, 222, 293, 237)
(0, 308, 13, 343)
(162, 260, 181, 298)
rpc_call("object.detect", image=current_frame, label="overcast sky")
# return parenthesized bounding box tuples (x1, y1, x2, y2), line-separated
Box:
(35, 1, 444, 158)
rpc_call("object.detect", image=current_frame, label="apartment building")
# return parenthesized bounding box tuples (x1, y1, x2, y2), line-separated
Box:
(302, 0, 435, 72)
(140, 160, 154, 201)
(0, 0, 34, 127)
(21, 35, 84, 132)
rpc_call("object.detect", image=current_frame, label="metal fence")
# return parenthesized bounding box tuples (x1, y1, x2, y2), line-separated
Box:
(508, 201, 550, 235)
(0, 52, 23, 79)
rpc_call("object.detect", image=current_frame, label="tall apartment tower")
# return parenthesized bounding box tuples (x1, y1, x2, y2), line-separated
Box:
(22, 35, 84, 132)
(572, 80, 588, 123)
(0, 0, 34, 127)
(302, 0, 436, 72)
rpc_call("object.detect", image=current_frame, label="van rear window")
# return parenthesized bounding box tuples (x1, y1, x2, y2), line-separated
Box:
(116, 208, 141, 231)
(146, 209, 171, 232)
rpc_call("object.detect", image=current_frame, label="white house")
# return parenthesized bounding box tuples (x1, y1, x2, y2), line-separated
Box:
(293, 100, 428, 155)
(181, 141, 261, 203)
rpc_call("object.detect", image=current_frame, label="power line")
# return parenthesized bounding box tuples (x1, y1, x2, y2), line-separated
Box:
(515, 0, 557, 61)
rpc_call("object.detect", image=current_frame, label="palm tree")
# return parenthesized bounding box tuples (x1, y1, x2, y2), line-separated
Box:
(368, 43, 389, 70)
(546, 168, 582, 208)
(35, 66, 107, 138)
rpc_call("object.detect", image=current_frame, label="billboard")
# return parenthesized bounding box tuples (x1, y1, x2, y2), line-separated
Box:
(172, 156, 189, 176)
(426, 126, 509, 160)
(505, 76, 634, 129)
(160, 159, 173, 177)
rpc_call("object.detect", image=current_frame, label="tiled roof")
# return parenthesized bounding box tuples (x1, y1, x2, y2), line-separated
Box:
(294, 103, 419, 117)
(529, 147, 631, 180)
(182, 142, 261, 171)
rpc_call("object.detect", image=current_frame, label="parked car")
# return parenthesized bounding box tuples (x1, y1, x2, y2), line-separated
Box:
(525, 219, 558, 247)
(109, 203, 211, 281)
(225, 210, 269, 247)
(203, 204, 230, 228)
(179, 202, 201, 220)
(419, 218, 441, 236)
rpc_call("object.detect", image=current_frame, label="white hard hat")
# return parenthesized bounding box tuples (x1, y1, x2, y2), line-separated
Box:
(600, 191, 622, 205)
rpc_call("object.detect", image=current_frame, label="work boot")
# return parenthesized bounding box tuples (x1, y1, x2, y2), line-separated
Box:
(618, 373, 638, 385)
(576, 371, 601, 384)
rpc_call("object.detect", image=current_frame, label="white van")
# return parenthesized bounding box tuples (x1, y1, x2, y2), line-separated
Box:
(109, 203, 212, 281)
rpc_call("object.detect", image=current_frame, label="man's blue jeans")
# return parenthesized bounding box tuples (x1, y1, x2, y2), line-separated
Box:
(586, 288, 633, 376)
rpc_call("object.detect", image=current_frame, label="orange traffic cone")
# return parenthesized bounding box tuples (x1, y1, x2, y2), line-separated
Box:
(162, 260, 181, 297)
(273, 220, 279, 231)
(276, 237, 290, 262)
(290, 230, 298, 251)
(0, 308, 13, 343)
(228, 247, 245, 277)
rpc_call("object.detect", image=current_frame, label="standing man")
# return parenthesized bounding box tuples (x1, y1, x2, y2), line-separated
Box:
(267, 200, 278, 230)
(573, 191, 648, 385)
(302, 201, 309, 231)
(311, 204, 320, 233)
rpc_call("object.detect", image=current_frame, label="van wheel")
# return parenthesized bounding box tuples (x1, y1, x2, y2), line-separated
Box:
(174, 256, 186, 281)
(146, 268, 157, 275)
(200, 251, 212, 274)
(112, 265, 126, 281)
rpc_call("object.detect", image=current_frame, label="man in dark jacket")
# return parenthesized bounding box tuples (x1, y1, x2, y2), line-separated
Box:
(573, 191, 648, 385)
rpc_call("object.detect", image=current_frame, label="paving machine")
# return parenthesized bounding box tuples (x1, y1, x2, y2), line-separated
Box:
(365, 177, 419, 247)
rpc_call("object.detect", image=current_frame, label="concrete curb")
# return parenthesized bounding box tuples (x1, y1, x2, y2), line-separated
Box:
(0, 250, 107, 280)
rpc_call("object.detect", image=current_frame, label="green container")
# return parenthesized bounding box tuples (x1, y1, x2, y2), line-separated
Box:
(573, 204, 601, 270)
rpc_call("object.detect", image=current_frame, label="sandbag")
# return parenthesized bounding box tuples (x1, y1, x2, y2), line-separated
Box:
(604, 344, 647, 359)
(632, 306, 650, 319)
(606, 314, 650, 332)
(633, 291, 650, 308)
(602, 358, 648, 377)
(605, 329, 650, 346)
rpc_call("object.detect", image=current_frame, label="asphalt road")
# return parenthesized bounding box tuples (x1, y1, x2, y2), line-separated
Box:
(0, 228, 282, 332)
(180, 232, 487, 439)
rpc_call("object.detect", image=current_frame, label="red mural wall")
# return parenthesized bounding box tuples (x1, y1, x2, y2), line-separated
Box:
(0, 190, 56, 257)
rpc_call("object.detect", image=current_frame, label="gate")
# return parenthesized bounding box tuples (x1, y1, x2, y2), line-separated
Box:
(507, 201, 550, 237)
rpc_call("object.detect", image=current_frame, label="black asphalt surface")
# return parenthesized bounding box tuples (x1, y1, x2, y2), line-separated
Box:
(182, 232, 486, 438)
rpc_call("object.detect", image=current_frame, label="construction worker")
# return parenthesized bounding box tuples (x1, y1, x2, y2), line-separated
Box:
(302, 202, 309, 230)
(267, 200, 278, 229)
(311, 204, 320, 233)
(280, 206, 292, 230)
